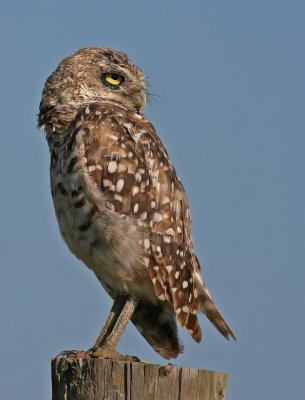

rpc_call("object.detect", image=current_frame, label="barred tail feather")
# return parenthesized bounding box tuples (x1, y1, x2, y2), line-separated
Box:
(194, 273, 236, 341)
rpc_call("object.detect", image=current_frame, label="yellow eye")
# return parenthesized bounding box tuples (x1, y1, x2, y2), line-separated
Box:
(103, 72, 124, 87)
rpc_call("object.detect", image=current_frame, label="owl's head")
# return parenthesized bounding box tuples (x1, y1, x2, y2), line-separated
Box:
(38, 48, 147, 132)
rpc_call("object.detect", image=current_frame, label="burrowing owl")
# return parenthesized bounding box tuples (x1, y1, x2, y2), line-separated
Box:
(38, 48, 235, 360)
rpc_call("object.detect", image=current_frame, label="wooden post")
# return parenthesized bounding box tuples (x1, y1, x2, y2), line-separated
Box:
(52, 355, 229, 400)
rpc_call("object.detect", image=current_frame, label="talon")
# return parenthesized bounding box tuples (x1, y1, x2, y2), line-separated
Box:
(90, 347, 119, 359)
(123, 354, 141, 362)
(56, 350, 90, 359)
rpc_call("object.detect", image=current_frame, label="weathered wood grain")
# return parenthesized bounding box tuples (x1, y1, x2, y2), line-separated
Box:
(52, 356, 229, 400)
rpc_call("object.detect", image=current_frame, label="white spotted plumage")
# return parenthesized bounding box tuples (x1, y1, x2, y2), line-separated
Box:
(38, 47, 235, 360)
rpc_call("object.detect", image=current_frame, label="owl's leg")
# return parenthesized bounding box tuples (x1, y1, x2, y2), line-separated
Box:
(90, 296, 139, 360)
(92, 295, 127, 347)
(58, 296, 137, 361)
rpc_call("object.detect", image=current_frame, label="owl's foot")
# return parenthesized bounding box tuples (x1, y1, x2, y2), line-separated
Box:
(56, 350, 91, 359)
(89, 346, 140, 362)
(56, 348, 140, 362)
(87, 296, 139, 362)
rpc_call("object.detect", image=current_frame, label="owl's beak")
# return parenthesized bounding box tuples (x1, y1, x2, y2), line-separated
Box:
(136, 90, 147, 113)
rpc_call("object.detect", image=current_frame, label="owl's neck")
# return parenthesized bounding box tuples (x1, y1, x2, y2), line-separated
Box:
(37, 102, 78, 136)
(38, 98, 132, 135)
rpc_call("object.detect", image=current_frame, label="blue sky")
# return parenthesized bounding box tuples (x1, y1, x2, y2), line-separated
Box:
(0, 1, 304, 399)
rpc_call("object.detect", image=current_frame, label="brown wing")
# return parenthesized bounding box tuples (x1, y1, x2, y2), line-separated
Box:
(71, 102, 203, 345)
